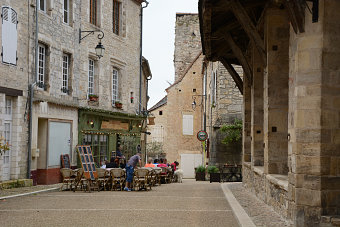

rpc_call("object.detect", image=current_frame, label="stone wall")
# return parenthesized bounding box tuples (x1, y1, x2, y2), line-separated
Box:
(174, 13, 202, 82)
(0, 0, 30, 180)
(164, 54, 204, 164)
(207, 62, 243, 166)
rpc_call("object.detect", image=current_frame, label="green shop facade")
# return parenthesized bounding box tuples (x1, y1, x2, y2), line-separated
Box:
(78, 108, 146, 167)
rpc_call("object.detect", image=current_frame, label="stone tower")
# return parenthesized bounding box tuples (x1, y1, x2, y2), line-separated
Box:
(173, 13, 202, 82)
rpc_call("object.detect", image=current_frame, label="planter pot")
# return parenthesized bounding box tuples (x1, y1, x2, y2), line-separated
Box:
(195, 172, 205, 181)
(115, 103, 122, 109)
(89, 97, 98, 101)
(209, 172, 221, 183)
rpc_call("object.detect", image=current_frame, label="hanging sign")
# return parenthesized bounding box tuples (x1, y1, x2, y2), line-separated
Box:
(197, 130, 208, 141)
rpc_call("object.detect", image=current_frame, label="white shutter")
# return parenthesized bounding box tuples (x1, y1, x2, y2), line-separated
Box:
(2, 7, 17, 65)
(183, 115, 193, 135)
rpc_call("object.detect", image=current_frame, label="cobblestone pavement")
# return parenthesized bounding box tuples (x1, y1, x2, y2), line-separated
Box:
(0, 184, 61, 198)
(227, 182, 293, 227)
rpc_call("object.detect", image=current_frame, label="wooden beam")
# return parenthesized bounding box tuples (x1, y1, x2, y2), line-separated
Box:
(220, 58, 243, 95)
(221, 32, 252, 85)
(0, 86, 23, 97)
(284, 0, 305, 33)
(229, 0, 266, 65)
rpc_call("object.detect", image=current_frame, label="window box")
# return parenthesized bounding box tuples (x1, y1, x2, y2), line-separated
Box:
(115, 101, 122, 109)
(88, 94, 98, 102)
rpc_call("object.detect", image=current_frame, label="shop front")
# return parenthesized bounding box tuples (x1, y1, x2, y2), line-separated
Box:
(78, 109, 145, 168)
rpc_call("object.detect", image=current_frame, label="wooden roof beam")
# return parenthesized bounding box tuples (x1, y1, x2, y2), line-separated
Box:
(220, 58, 243, 95)
(229, 0, 266, 66)
(284, 0, 305, 33)
(221, 32, 252, 85)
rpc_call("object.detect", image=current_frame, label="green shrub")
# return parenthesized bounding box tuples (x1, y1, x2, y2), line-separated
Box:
(207, 165, 219, 173)
(220, 119, 242, 145)
(195, 165, 206, 173)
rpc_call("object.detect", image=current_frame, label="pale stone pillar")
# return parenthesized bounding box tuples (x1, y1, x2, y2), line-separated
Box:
(263, 7, 289, 174)
(288, 1, 340, 226)
(243, 73, 251, 163)
(251, 46, 264, 166)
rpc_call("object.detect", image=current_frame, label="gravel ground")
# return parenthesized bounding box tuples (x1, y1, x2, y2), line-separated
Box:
(0, 184, 61, 198)
(228, 182, 293, 227)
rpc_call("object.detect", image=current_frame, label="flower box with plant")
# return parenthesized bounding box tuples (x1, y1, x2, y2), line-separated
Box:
(195, 165, 206, 181)
(207, 165, 220, 183)
(115, 101, 122, 109)
(0, 136, 10, 156)
(88, 94, 99, 101)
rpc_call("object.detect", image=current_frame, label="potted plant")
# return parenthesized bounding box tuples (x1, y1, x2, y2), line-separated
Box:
(207, 165, 220, 183)
(115, 101, 122, 109)
(195, 165, 206, 181)
(88, 94, 98, 101)
(0, 136, 10, 156)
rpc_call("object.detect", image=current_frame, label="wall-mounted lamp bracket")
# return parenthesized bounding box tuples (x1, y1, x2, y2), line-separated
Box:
(79, 29, 104, 43)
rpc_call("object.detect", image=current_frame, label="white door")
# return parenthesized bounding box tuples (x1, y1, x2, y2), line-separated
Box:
(48, 122, 71, 167)
(180, 153, 203, 179)
(2, 98, 12, 180)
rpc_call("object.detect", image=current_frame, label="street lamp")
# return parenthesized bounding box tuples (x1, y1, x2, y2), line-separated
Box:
(191, 95, 205, 110)
(79, 29, 105, 59)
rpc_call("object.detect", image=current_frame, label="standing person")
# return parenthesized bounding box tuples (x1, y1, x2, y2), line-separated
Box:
(116, 145, 124, 159)
(124, 152, 142, 191)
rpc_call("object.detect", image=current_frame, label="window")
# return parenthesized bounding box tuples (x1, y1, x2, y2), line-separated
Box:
(62, 54, 70, 94)
(39, 0, 46, 12)
(113, 0, 120, 35)
(112, 68, 119, 104)
(83, 134, 108, 167)
(88, 59, 94, 95)
(159, 111, 163, 115)
(5, 98, 12, 115)
(1, 7, 17, 65)
(37, 44, 46, 89)
(89, 0, 97, 25)
(211, 71, 217, 104)
(183, 115, 193, 135)
(63, 0, 69, 24)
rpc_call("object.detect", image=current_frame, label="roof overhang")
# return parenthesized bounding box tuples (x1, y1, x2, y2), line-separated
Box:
(199, 0, 267, 64)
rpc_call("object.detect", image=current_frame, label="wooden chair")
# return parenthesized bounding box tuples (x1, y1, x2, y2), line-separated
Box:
(96, 168, 109, 191)
(72, 169, 87, 192)
(160, 167, 170, 184)
(110, 168, 125, 191)
(153, 167, 162, 186)
(60, 168, 76, 191)
(134, 168, 150, 191)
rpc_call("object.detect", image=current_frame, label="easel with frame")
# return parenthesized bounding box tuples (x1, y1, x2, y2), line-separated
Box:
(76, 145, 99, 192)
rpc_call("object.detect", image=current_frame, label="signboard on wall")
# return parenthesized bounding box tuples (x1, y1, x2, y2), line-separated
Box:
(101, 120, 129, 130)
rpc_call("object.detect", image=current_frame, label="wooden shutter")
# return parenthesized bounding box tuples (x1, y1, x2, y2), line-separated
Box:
(2, 7, 18, 65)
(183, 115, 193, 135)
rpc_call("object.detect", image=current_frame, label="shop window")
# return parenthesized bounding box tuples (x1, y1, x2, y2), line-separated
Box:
(83, 134, 108, 167)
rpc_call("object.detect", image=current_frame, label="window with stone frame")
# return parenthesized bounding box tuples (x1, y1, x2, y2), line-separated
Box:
(38, 0, 52, 15)
(63, 0, 72, 25)
(113, 0, 121, 35)
(88, 59, 95, 96)
(37, 43, 49, 90)
(62, 53, 72, 95)
(112, 68, 119, 105)
(89, 0, 99, 26)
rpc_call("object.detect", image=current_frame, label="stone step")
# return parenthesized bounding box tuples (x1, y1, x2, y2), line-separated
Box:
(0, 179, 33, 190)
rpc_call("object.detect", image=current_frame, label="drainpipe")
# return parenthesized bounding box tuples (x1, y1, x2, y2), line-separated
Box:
(138, 0, 149, 114)
(27, 0, 38, 179)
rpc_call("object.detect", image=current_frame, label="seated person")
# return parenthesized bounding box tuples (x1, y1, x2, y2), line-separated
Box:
(119, 158, 126, 169)
(157, 159, 167, 168)
(153, 159, 159, 167)
(145, 158, 155, 167)
(115, 145, 125, 159)
(106, 157, 119, 168)
(171, 161, 179, 171)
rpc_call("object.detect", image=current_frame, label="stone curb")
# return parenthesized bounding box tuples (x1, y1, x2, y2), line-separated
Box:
(0, 187, 59, 200)
(221, 183, 256, 227)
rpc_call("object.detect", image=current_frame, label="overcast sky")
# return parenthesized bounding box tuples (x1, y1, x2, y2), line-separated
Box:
(143, 0, 198, 108)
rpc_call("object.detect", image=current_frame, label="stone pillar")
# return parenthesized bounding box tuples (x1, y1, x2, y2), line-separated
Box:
(263, 7, 289, 174)
(251, 46, 264, 166)
(288, 1, 340, 226)
(243, 72, 251, 163)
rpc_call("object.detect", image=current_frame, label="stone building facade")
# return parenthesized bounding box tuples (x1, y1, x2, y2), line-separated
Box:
(206, 62, 243, 167)
(0, 0, 30, 181)
(0, 0, 148, 184)
(174, 13, 202, 82)
(200, 0, 340, 226)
